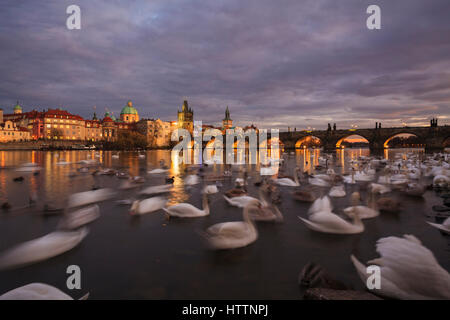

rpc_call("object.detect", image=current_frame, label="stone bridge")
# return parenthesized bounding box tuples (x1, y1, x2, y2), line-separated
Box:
(275, 125, 450, 152)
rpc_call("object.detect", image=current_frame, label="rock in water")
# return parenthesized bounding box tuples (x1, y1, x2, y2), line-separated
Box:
(304, 288, 381, 300)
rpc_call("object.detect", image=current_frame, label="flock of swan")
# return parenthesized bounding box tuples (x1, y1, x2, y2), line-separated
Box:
(0, 150, 449, 299)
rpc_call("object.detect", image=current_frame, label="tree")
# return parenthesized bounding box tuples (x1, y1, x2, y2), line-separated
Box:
(106, 130, 147, 150)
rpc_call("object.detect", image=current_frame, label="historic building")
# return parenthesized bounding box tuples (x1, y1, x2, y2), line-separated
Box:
(137, 119, 176, 148)
(120, 100, 139, 123)
(177, 100, 194, 133)
(222, 106, 233, 131)
(0, 108, 31, 142)
(13, 101, 22, 114)
(85, 118, 102, 142)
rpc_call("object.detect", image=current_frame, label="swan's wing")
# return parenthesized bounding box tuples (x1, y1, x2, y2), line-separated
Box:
(163, 203, 199, 216)
(0, 283, 73, 300)
(207, 222, 249, 238)
(308, 211, 353, 229)
(375, 235, 450, 299)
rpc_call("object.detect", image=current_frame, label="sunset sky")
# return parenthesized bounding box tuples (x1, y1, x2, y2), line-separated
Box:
(1, 0, 449, 130)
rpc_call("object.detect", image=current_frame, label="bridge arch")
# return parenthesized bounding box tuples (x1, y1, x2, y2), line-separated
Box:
(295, 135, 322, 149)
(383, 132, 423, 148)
(335, 134, 370, 148)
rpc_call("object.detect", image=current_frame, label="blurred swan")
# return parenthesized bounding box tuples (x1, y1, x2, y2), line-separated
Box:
(426, 217, 450, 235)
(0, 228, 88, 270)
(111, 154, 119, 159)
(224, 187, 247, 198)
(203, 185, 219, 194)
(67, 188, 115, 209)
(274, 168, 300, 186)
(0, 283, 89, 300)
(148, 168, 169, 174)
(139, 184, 171, 196)
(370, 183, 391, 195)
(185, 174, 200, 185)
(298, 196, 364, 234)
(329, 185, 346, 197)
(351, 235, 450, 299)
(201, 200, 259, 249)
(130, 197, 167, 215)
(249, 203, 283, 222)
(163, 193, 209, 218)
(433, 175, 449, 188)
(405, 183, 426, 197)
(344, 192, 379, 220)
(224, 193, 266, 208)
(309, 177, 330, 187)
(59, 205, 100, 230)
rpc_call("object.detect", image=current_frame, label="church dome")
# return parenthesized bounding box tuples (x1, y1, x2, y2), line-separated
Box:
(120, 100, 138, 115)
(14, 102, 22, 112)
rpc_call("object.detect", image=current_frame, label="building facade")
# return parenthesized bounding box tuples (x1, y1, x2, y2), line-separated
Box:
(177, 100, 194, 133)
(0, 108, 31, 142)
(120, 100, 139, 123)
(137, 119, 176, 148)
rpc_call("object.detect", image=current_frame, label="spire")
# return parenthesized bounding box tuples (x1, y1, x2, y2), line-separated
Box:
(182, 100, 188, 112)
(223, 106, 231, 120)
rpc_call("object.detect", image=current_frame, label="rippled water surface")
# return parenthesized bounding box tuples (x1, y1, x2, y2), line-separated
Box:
(0, 148, 448, 299)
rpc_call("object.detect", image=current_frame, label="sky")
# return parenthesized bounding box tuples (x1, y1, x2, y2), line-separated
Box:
(0, 0, 449, 130)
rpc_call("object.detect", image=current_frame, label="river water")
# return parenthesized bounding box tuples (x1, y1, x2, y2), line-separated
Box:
(0, 148, 448, 299)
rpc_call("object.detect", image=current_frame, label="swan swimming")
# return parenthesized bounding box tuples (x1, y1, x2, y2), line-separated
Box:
(67, 188, 115, 209)
(274, 168, 300, 187)
(130, 197, 167, 215)
(0, 228, 88, 270)
(163, 193, 209, 218)
(328, 185, 346, 197)
(426, 217, 450, 235)
(343, 192, 379, 220)
(201, 200, 259, 250)
(148, 168, 169, 174)
(59, 205, 100, 230)
(203, 185, 219, 194)
(351, 235, 450, 299)
(0, 283, 89, 300)
(298, 196, 364, 234)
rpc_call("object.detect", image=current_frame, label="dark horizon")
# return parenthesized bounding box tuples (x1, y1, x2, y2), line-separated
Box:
(1, 0, 449, 129)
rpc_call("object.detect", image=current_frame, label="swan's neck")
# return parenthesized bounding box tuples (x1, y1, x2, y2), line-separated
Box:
(202, 194, 210, 215)
(243, 206, 256, 230)
(293, 169, 299, 185)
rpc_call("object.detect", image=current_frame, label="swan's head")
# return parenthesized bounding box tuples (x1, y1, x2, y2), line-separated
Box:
(129, 200, 139, 215)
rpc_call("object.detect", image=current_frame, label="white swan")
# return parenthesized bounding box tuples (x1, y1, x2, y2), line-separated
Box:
(130, 197, 167, 215)
(163, 194, 209, 218)
(185, 174, 200, 185)
(223, 193, 266, 208)
(370, 183, 391, 194)
(309, 177, 330, 187)
(0, 283, 89, 300)
(274, 168, 300, 187)
(67, 188, 115, 209)
(139, 184, 172, 196)
(148, 168, 169, 174)
(0, 228, 88, 270)
(298, 196, 364, 234)
(329, 185, 346, 197)
(203, 185, 219, 194)
(59, 205, 100, 230)
(343, 192, 379, 220)
(351, 235, 450, 299)
(201, 200, 259, 249)
(426, 217, 450, 235)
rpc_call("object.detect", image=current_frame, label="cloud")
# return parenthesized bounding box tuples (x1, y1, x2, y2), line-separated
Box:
(0, 0, 449, 130)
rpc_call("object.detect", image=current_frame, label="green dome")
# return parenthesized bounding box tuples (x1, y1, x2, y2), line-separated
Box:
(120, 106, 138, 115)
(14, 102, 22, 111)
(120, 100, 138, 115)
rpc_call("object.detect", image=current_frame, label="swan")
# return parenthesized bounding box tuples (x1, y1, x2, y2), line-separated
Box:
(293, 190, 317, 202)
(203, 185, 219, 194)
(111, 154, 119, 159)
(433, 175, 449, 188)
(248, 203, 283, 222)
(354, 171, 375, 182)
(163, 193, 209, 218)
(185, 174, 200, 185)
(224, 187, 248, 198)
(370, 183, 391, 195)
(329, 185, 346, 197)
(223, 191, 266, 208)
(351, 235, 450, 299)
(201, 200, 259, 250)
(0, 283, 89, 300)
(67, 188, 115, 208)
(274, 168, 300, 186)
(298, 196, 364, 234)
(344, 192, 379, 220)
(59, 205, 100, 230)
(309, 177, 330, 187)
(148, 168, 169, 174)
(405, 183, 426, 197)
(0, 228, 88, 270)
(139, 184, 172, 196)
(426, 217, 450, 235)
(130, 197, 167, 215)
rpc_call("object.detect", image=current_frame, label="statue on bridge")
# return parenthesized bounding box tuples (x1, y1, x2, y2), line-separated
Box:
(430, 118, 438, 127)
(333, 123, 336, 131)
(327, 123, 331, 131)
